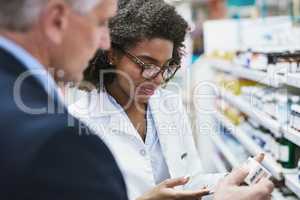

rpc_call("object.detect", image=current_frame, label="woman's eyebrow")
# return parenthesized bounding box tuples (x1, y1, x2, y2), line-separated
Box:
(137, 55, 172, 65)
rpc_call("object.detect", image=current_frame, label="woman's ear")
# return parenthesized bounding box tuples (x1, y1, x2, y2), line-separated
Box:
(107, 50, 118, 66)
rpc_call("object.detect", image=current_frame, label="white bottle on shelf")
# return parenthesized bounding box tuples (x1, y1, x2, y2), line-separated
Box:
(276, 94, 289, 125)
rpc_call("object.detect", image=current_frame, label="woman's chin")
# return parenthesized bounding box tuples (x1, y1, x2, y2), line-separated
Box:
(135, 94, 151, 104)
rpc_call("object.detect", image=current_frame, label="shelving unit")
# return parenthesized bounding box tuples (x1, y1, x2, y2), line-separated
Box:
(282, 127, 300, 148)
(219, 89, 300, 148)
(272, 188, 298, 200)
(215, 110, 300, 196)
(215, 111, 283, 180)
(285, 174, 300, 199)
(210, 132, 240, 168)
(219, 89, 281, 136)
(211, 153, 228, 173)
(212, 68, 300, 194)
(286, 73, 300, 89)
(212, 71, 300, 198)
(211, 59, 300, 91)
(211, 59, 284, 88)
(200, 17, 300, 199)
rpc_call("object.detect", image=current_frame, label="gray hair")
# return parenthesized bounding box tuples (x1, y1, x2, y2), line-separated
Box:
(0, 0, 101, 31)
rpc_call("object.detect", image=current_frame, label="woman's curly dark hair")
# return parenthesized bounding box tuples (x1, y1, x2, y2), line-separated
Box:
(83, 0, 189, 88)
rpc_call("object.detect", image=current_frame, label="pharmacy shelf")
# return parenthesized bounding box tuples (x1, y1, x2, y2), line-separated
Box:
(211, 59, 300, 90)
(215, 111, 283, 180)
(211, 153, 228, 173)
(282, 126, 300, 149)
(285, 174, 300, 199)
(220, 89, 281, 137)
(211, 59, 283, 88)
(221, 89, 300, 148)
(272, 188, 298, 200)
(210, 132, 240, 168)
(286, 73, 300, 89)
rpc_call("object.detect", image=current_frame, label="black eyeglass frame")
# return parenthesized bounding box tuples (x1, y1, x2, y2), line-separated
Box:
(119, 48, 181, 82)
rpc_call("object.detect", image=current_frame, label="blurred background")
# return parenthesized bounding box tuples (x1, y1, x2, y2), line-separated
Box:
(164, 1, 300, 199)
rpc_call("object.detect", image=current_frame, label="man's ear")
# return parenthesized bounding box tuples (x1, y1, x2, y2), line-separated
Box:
(40, 0, 70, 44)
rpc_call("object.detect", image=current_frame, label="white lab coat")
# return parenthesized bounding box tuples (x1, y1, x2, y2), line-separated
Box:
(69, 88, 222, 200)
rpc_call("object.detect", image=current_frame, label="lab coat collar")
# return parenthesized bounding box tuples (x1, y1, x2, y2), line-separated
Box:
(88, 89, 123, 118)
(82, 88, 188, 178)
(88, 88, 184, 156)
(88, 88, 164, 117)
(89, 89, 142, 139)
(101, 89, 168, 140)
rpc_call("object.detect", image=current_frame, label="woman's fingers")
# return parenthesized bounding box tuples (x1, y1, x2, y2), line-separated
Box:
(255, 178, 274, 194)
(224, 165, 249, 185)
(173, 188, 210, 199)
(254, 153, 265, 163)
(225, 153, 265, 186)
(162, 177, 189, 188)
(160, 177, 210, 199)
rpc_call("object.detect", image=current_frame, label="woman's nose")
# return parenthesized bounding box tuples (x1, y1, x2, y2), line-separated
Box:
(153, 72, 164, 85)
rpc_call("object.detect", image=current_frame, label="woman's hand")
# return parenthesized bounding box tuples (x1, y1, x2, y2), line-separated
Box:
(213, 168, 274, 200)
(137, 177, 210, 200)
(213, 154, 274, 200)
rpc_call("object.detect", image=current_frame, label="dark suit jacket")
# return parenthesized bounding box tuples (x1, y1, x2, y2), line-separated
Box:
(0, 47, 128, 200)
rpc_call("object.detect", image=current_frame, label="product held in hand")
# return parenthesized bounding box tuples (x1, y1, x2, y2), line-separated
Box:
(244, 157, 271, 185)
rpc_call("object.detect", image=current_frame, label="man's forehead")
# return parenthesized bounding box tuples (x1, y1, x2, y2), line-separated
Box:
(84, 0, 116, 21)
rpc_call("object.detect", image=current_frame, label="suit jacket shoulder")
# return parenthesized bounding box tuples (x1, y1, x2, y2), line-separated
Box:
(0, 48, 128, 200)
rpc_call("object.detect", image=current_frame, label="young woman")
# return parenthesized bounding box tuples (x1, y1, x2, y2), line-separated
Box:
(68, 0, 273, 200)
(69, 1, 208, 199)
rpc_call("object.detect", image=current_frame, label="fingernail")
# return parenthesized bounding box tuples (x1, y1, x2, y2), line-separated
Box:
(184, 174, 190, 180)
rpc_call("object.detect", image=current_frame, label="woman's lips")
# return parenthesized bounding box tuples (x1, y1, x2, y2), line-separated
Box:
(137, 86, 156, 96)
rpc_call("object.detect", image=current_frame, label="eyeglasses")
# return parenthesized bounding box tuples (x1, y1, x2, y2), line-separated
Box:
(120, 49, 181, 82)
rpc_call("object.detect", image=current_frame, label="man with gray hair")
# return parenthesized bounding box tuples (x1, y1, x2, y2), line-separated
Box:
(0, 0, 128, 200)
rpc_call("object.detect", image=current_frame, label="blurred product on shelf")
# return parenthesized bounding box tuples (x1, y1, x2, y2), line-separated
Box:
(290, 104, 300, 131)
(221, 127, 249, 162)
(268, 51, 300, 74)
(239, 118, 297, 169)
(240, 119, 270, 153)
(216, 74, 300, 129)
(216, 99, 245, 125)
(244, 157, 271, 185)
(277, 94, 289, 124)
(210, 50, 236, 61)
(291, 0, 300, 25)
(215, 74, 300, 169)
(278, 136, 297, 169)
(239, 85, 300, 127)
(234, 50, 269, 71)
(215, 74, 257, 95)
(209, 49, 300, 74)
(216, 74, 240, 95)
